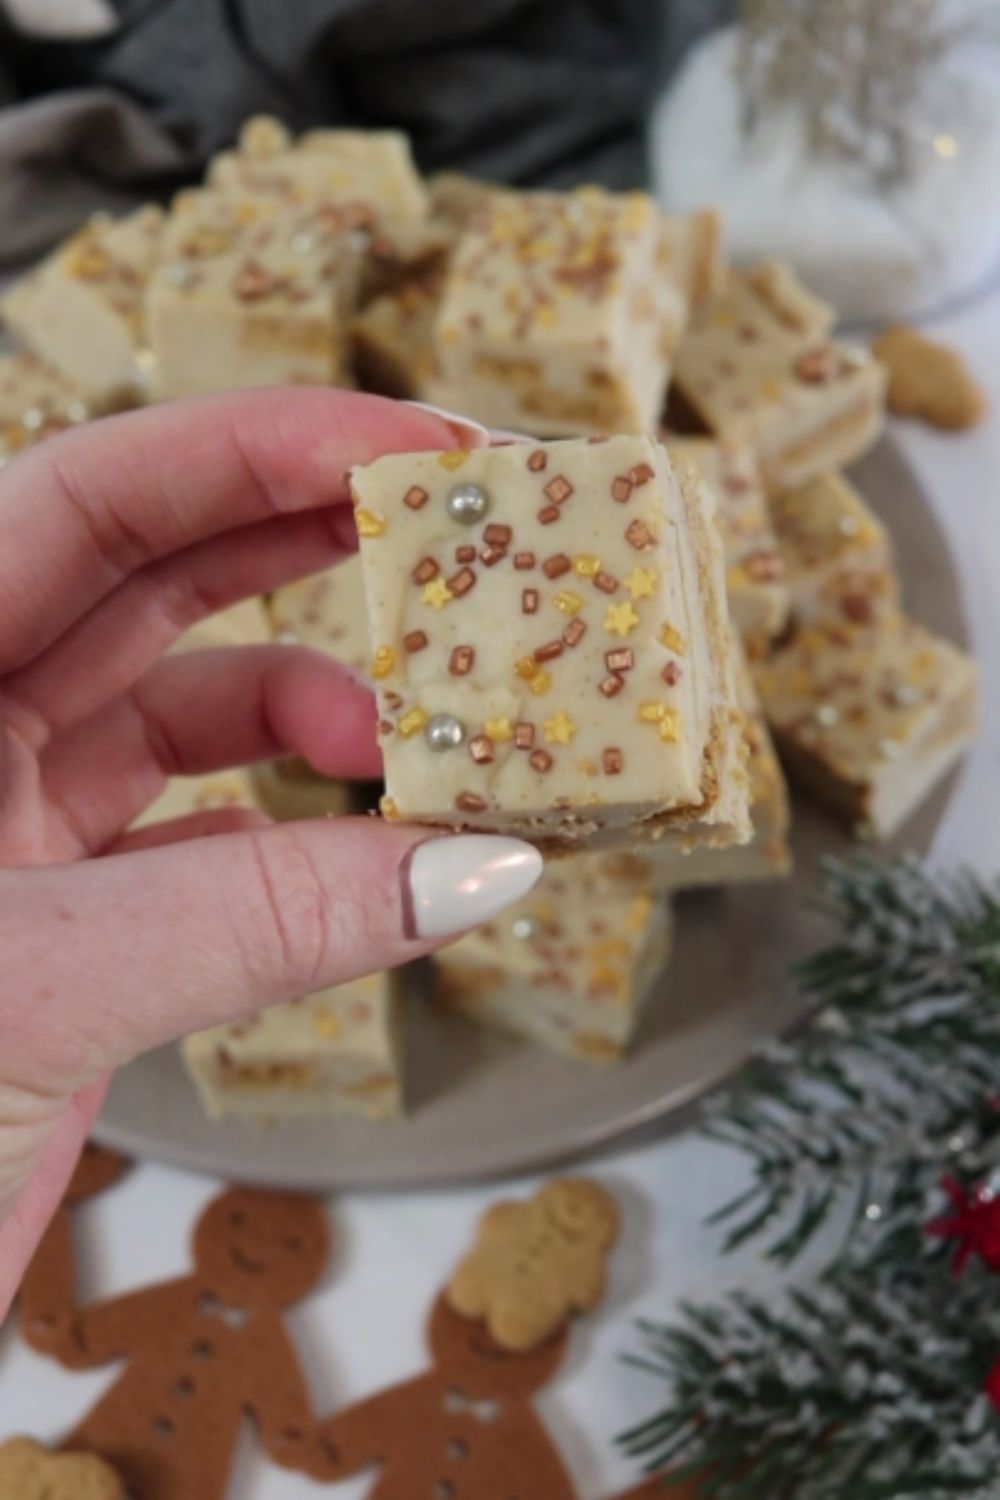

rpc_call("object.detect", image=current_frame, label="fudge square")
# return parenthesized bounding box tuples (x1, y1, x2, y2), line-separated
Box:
(427, 188, 683, 437)
(350, 260, 444, 400)
(770, 469, 899, 629)
(1, 207, 164, 407)
(147, 188, 362, 399)
(131, 768, 259, 833)
(672, 260, 886, 493)
(667, 436, 788, 654)
(0, 350, 92, 468)
(268, 552, 371, 677)
(350, 435, 750, 850)
(433, 860, 672, 1064)
(755, 612, 978, 839)
(182, 971, 404, 1122)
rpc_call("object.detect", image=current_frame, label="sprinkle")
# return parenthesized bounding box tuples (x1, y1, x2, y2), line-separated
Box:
(378, 720, 393, 736)
(544, 711, 576, 745)
(515, 656, 540, 681)
(658, 710, 681, 743)
(662, 660, 682, 685)
(449, 645, 475, 676)
(544, 475, 573, 504)
(403, 630, 428, 654)
(485, 716, 514, 742)
(599, 674, 624, 697)
(602, 748, 623, 774)
(455, 791, 487, 812)
(314, 1010, 341, 1039)
(412, 555, 439, 583)
(562, 618, 587, 647)
(371, 646, 396, 679)
(380, 795, 400, 819)
(573, 554, 601, 577)
(744, 550, 785, 581)
(529, 749, 553, 773)
(542, 553, 572, 579)
(522, 588, 539, 614)
(529, 671, 551, 696)
(534, 640, 564, 663)
(538, 505, 561, 525)
(480, 544, 506, 566)
(552, 590, 583, 615)
(455, 544, 476, 563)
(527, 449, 548, 472)
(638, 701, 667, 723)
(448, 567, 476, 597)
(625, 567, 656, 600)
(604, 601, 640, 636)
(398, 707, 429, 737)
(588, 434, 609, 444)
(629, 463, 654, 486)
(469, 735, 495, 764)
(659, 623, 686, 653)
(625, 519, 654, 550)
(403, 485, 429, 510)
(515, 722, 535, 749)
(605, 648, 634, 673)
(437, 449, 469, 470)
(514, 551, 536, 570)
(578, 758, 597, 775)
(795, 346, 840, 384)
(422, 578, 454, 610)
(594, 571, 619, 594)
(611, 476, 632, 503)
(355, 508, 386, 538)
(484, 523, 512, 546)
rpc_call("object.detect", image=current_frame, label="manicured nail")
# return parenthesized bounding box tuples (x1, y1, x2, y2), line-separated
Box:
(401, 835, 543, 939)
(402, 401, 490, 448)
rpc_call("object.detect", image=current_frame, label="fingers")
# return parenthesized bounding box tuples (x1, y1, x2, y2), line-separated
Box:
(40, 645, 380, 852)
(1, 823, 542, 1094)
(0, 388, 484, 676)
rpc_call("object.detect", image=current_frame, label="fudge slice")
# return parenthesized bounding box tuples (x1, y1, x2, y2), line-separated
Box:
(770, 470, 899, 628)
(350, 259, 444, 399)
(0, 350, 93, 467)
(427, 171, 515, 233)
(350, 434, 749, 850)
(673, 260, 886, 493)
(2, 208, 164, 406)
(427, 188, 683, 437)
(170, 596, 271, 654)
(147, 188, 362, 399)
(268, 552, 370, 675)
(434, 862, 671, 1064)
(667, 436, 788, 654)
(131, 768, 259, 832)
(182, 971, 404, 1121)
(755, 612, 978, 838)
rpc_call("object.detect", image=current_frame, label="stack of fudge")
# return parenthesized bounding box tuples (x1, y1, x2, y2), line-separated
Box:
(0, 117, 978, 1123)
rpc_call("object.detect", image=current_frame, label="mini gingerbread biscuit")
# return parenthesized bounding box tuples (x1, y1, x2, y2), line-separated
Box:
(0, 1438, 122, 1500)
(871, 325, 985, 430)
(446, 1178, 619, 1351)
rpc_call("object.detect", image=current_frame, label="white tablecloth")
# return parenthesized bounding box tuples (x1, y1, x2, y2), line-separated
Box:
(2, 290, 998, 1498)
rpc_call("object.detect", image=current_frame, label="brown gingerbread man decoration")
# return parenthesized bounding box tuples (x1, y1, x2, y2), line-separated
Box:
(26, 1184, 337, 1499)
(316, 1177, 620, 1500)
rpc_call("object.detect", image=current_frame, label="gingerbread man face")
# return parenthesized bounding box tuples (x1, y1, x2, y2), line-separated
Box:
(192, 1187, 329, 1309)
(426, 1293, 567, 1398)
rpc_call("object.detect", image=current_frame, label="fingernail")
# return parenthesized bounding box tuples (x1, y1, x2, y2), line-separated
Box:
(402, 401, 490, 448)
(488, 427, 534, 445)
(401, 835, 543, 940)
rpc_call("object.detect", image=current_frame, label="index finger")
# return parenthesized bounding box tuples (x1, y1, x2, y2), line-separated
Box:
(0, 388, 482, 674)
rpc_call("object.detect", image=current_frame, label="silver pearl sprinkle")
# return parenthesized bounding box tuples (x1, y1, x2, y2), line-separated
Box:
(446, 481, 490, 525)
(21, 407, 44, 432)
(815, 703, 840, 728)
(424, 713, 466, 751)
(166, 262, 196, 289)
(838, 514, 860, 537)
(511, 916, 542, 941)
(65, 400, 90, 424)
(878, 737, 902, 760)
(891, 682, 922, 708)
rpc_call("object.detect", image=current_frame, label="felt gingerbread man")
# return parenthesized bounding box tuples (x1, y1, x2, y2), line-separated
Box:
(316, 1178, 620, 1500)
(26, 1184, 338, 1500)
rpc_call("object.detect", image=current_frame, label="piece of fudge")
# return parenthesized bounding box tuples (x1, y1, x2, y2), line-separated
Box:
(350, 434, 749, 850)
(427, 188, 684, 437)
(0, 350, 93, 467)
(147, 188, 363, 399)
(657, 207, 726, 328)
(755, 612, 978, 838)
(427, 171, 515, 233)
(182, 971, 404, 1121)
(672, 260, 886, 494)
(770, 470, 899, 628)
(350, 259, 444, 399)
(169, 596, 272, 654)
(1, 208, 164, 406)
(131, 768, 259, 832)
(667, 436, 788, 654)
(267, 552, 370, 675)
(434, 862, 671, 1064)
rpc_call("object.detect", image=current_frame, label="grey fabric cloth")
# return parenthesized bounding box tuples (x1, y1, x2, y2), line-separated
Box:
(0, 0, 732, 269)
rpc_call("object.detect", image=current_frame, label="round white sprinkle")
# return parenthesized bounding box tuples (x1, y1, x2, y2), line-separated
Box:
(815, 703, 840, 728)
(21, 407, 44, 432)
(446, 482, 490, 525)
(511, 916, 542, 941)
(424, 713, 466, 751)
(65, 400, 90, 424)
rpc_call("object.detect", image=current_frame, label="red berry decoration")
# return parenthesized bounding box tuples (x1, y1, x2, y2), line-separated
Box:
(925, 1176, 1000, 1275)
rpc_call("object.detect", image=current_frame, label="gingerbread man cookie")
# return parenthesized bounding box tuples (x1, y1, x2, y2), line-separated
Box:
(871, 325, 985, 429)
(446, 1178, 619, 1351)
(0, 1436, 122, 1500)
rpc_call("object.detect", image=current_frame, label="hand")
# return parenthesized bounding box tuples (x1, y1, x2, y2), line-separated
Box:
(0, 389, 542, 1313)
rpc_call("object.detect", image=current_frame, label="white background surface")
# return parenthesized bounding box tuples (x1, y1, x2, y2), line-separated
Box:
(1, 294, 998, 1497)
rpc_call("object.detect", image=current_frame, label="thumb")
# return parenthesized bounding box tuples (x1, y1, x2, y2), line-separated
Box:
(2, 821, 541, 1095)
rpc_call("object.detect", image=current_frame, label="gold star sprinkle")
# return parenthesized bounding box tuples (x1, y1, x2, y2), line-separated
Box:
(638, 701, 667, 723)
(543, 711, 576, 745)
(577, 757, 597, 776)
(528, 670, 552, 696)
(604, 601, 640, 637)
(625, 566, 656, 600)
(314, 1010, 342, 1039)
(355, 508, 386, 538)
(515, 656, 540, 681)
(379, 795, 400, 819)
(659, 623, 686, 654)
(422, 577, 454, 610)
(573, 554, 602, 578)
(437, 448, 469, 470)
(658, 709, 681, 743)
(552, 590, 583, 615)
(398, 707, 429, 738)
(371, 646, 396, 679)
(484, 716, 514, 742)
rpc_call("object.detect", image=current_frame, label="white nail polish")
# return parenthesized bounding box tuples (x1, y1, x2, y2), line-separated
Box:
(403, 835, 543, 940)
(402, 401, 490, 448)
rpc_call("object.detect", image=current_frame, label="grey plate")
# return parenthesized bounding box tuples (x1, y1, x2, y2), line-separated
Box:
(93, 437, 969, 1188)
